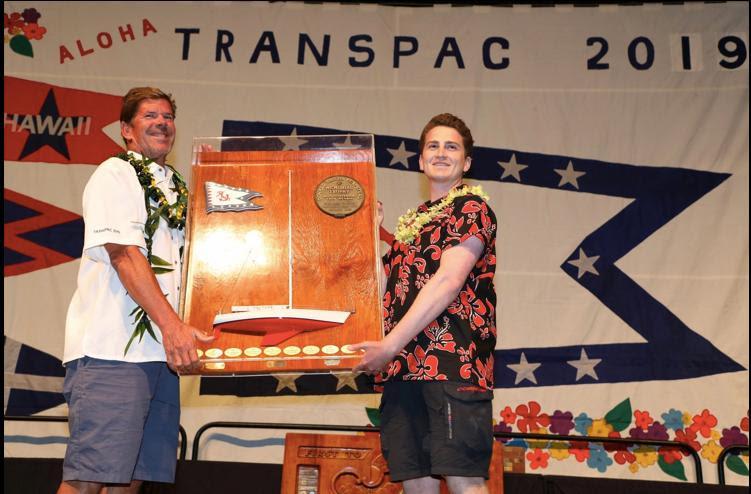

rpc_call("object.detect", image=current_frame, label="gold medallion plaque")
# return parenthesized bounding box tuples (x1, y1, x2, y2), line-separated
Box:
(314, 175, 365, 218)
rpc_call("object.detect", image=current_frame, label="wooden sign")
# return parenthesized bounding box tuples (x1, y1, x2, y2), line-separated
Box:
(281, 432, 505, 494)
(180, 138, 383, 374)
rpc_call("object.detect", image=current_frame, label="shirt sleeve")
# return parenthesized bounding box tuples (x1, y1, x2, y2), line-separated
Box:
(81, 158, 148, 264)
(441, 195, 497, 252)
(382, 247, 393, 277)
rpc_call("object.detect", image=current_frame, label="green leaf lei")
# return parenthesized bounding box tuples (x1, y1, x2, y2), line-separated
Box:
(117, 152, 188, 355)
(394, 184, 489, 245)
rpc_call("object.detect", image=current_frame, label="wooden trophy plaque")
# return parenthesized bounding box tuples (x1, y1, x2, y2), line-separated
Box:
(281, 432, 505, 494)
(180, 136, 382, 374)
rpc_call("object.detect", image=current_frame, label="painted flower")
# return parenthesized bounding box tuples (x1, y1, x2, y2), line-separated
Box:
(500, 406, 516, 425)
(21, 8, 41, 23)
(674, 427, 701, 453)
(645, 421, 669, 441)
(701, 440, 722, 463)
(21, 22, 45, 40)
(661, 409, 684, 431)
(634, 410, 654, 430)
(587, 445, 614, 473)
(690, 409, 718, 438)
(588, 418, 614, 438)
(720, 426, 749, 449)
(493, 421, 512, 444)
(526, 448, 550, 470)
(614, 448, 637, 465)
(629, 462, 640, 473)
(527, 427, 550, 450)
(603, 430, 626, 453)
(549, 410, 575, 435)
(629, 425, 649, 440)
(658, 446, 683, 465)
(574, 413, 593, 436)
(549, 441, 570, 461)
(515, 401, 550, 433)
(633, 446, 658, 467)
(741, 413, 749, 432)
(569, 440, 590, 462)
(4, 12, 24, 32)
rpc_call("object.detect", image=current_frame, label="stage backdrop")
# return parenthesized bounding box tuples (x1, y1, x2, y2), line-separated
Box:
(4, 1, 748, 485)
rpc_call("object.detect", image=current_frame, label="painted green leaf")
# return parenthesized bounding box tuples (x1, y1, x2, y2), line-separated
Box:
(726, 454, 750, 476)
(604, 398, 632, 432)
(658, 456, 687, 481)
(10, 35, 33, 58)
(366, 407, 380, 427)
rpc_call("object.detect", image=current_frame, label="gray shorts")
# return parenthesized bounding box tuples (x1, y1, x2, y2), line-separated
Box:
(62, 357, 179, 484)
(379, 381, 493, 482)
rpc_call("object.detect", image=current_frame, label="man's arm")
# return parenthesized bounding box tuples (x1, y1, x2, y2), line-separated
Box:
(352, 235, 484, 374)
(105, 243, 213, 373)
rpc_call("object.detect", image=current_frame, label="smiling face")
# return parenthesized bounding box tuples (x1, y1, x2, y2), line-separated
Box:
(419, 125, 472, 190)
(120, 98, 175, 165)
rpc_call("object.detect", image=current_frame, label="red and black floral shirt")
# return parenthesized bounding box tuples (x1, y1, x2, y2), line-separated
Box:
(380, 191, 497, 390)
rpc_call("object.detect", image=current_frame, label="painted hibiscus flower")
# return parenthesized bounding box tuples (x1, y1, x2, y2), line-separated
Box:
(515, 401, 550, 433)
(21, 22, 46, 40)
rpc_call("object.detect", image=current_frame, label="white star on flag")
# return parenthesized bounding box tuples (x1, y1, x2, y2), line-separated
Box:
(335, 372, 360, 391)
(273, 373, 303, 392)
(554, 161, 586, 189)
(498, 154, 528, 182)
(280, 128, 309, 150)
(507, 352, 541, 385)
(334, 135, 356, 148)
(567, 349, 602, 381)
(386, 141, 416, 168)
(567, 248, 600, 279)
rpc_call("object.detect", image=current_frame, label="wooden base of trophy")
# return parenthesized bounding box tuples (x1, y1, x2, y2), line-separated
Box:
(280, 432, 505, 493)
(181, 147, 382, 374)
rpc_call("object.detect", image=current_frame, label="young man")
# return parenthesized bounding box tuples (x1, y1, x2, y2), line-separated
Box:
(354, 113, 497, 494)
(58, 87, 213, 494)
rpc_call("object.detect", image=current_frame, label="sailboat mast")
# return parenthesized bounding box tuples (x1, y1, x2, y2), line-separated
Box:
(288, 169, 293, 308)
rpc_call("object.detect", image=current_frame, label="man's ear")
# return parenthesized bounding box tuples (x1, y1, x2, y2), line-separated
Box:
(120, 121, 132, 143)
(418, 154, 425, 172)
(463, 156, 472, 173)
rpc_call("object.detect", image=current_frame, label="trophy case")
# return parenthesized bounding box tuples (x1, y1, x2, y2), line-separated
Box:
(180, 135, 382, 374)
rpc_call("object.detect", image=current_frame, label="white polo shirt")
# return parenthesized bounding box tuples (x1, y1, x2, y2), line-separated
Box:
(63, 151, 185, 364)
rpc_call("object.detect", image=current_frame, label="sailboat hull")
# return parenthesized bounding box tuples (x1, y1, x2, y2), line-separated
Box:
(213, 308, 350, 346)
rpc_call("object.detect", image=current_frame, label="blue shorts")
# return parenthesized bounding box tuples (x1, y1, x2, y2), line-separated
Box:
(62, 357, 179, 484)
(379, 381, 493, 482)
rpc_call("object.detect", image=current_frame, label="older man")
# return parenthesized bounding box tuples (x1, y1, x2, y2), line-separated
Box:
(58, 87, 213, 494)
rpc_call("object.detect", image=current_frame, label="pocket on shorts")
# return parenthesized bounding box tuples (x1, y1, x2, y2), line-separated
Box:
(442, 383, 493, 456)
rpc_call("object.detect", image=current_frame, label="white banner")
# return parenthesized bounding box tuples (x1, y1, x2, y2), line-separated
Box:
(4, 1, 748, 485)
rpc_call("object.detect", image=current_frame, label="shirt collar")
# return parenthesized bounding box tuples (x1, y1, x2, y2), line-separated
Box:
(125, 150, 170, 181)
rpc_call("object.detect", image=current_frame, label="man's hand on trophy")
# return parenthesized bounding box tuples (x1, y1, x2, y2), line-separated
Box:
(350, 340, 396, 375)
(377, 200, 384, 227)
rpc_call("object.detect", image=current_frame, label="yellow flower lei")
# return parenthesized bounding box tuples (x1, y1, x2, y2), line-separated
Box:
(118, 152, 189, 355)
(394, 185, 489, 245)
